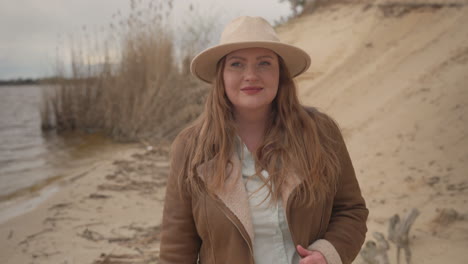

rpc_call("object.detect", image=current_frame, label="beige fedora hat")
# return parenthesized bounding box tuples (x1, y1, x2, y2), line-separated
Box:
(190, 16, 311, 83)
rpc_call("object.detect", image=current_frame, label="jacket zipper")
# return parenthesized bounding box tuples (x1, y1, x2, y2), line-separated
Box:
(213, 200, 255, 264)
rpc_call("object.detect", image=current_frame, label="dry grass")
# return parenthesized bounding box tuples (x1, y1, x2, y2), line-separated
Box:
(41, 0, 213, 142)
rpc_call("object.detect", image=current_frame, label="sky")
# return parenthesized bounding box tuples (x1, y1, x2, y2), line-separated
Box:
(0, 0, 292, 79)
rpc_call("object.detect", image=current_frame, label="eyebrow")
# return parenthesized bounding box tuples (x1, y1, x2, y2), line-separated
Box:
(226, 55, 275, 61)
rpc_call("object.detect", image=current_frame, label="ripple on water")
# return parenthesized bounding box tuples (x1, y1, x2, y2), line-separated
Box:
(0, 85, 122, 200)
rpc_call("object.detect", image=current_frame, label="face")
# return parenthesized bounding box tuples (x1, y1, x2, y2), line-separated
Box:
(223, 47, 280, 114)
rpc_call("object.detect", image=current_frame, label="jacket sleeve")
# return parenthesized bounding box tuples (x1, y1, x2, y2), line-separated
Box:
(159, 135, 201, 263)
(304, 108, 368, 264)
(315, 118, 368, 264)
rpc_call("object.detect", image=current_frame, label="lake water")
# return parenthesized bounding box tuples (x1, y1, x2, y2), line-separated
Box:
(0, 85, 116, 201)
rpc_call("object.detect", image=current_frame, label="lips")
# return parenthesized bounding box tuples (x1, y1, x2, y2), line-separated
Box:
(240, 86, 263, 95)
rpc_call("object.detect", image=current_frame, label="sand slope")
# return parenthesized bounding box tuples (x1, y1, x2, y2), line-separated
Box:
(277, 1, 468, 263)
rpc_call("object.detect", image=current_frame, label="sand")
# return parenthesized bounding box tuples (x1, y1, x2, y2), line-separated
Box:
(1, 0, 467, 263)
(277, 0, 468, 263)
(0, 145, 169, 263)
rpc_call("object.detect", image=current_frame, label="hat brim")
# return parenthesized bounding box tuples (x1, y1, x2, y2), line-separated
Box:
(190, 41, 311, 83)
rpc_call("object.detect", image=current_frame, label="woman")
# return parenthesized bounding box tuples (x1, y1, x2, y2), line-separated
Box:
(160, 16, 368, 264)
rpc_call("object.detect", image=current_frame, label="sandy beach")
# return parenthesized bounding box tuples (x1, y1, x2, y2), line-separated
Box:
(1, 0, 467, 263)
(0, 144, 169, 263)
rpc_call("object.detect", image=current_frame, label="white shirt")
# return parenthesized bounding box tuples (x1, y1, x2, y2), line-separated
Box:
(240, 143, 300, 264)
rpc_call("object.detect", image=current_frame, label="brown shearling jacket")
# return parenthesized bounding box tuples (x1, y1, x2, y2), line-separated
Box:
(160, 110, 368, 264)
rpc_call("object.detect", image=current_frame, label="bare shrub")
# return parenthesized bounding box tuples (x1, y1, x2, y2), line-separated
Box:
(41, 0, 214, 143)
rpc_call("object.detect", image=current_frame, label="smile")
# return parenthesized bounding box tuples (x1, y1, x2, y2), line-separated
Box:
(240, 86, 263, 95)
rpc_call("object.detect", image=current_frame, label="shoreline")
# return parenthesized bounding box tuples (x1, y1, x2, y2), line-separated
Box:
(0, 143, 168, 263)
(0, 185, 59, 225)
(0, 139, 138, 224)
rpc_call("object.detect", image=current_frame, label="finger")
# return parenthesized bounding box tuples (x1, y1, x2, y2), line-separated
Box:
(299, 255, 313, 264)
(301, 252, 327, 264)
(296, 244, 313, 258)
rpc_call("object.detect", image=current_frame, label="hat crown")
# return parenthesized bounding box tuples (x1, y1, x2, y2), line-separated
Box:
(220, 16, 279, 44)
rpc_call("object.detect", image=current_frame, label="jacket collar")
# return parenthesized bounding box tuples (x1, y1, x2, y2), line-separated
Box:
(196, 151, 301, 244)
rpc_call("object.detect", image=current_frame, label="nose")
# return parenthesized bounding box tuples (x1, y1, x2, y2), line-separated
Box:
(243, 65, 259, 82)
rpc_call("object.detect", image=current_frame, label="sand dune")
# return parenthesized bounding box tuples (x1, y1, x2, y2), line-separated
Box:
(278, 1, 468, 263)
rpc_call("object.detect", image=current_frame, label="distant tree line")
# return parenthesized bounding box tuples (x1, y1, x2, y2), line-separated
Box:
(0, 77, 98, 86)
(0, 78, 40, 86)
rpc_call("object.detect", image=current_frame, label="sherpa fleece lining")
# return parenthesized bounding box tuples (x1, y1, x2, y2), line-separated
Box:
(308, 239, 342, 264)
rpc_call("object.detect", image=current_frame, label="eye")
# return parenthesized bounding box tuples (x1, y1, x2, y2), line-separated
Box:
(259, 61, 271, 66)
(230, 61, 242, 67)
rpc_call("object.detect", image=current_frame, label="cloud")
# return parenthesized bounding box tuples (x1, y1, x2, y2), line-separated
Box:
(0, 0, 291, 79)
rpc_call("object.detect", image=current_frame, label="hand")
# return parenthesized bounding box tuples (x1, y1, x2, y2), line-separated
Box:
(297, 245, 327, 264)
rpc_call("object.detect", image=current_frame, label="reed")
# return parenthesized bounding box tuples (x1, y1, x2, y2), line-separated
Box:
(41, 0, 213, 142)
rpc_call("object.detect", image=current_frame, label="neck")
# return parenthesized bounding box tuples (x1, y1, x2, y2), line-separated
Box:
(234, 106, 271, 153)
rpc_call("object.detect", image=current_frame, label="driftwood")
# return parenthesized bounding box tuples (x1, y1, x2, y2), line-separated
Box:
(360, 208, 420, 264)
(360, 232, 390, 264)
(388, 208, 420, 264)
